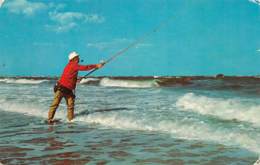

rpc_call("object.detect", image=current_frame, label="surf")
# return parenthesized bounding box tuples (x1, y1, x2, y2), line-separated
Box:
(0, 78, 48, 84)
(176, 93, 260, 126)
(1, 96, 259, 154)
(1, 78, 260, 154)
(99, 77, 159, 88)
(75, 110, 260, 153)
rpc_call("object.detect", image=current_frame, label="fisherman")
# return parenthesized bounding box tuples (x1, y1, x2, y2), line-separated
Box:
(48, 51, 104, 123)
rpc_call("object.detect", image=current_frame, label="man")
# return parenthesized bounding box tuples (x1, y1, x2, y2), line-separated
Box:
(48, 51, 104, 123)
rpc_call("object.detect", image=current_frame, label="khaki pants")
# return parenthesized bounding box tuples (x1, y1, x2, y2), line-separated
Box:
(48, 90, 75, 121)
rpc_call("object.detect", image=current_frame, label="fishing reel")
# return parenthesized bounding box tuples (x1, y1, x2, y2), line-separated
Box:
(100, 60, 106, 65)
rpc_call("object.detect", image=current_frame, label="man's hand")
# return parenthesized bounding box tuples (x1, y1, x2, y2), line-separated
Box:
(100, 60, 106, 65)
(96, 63, 104, 69)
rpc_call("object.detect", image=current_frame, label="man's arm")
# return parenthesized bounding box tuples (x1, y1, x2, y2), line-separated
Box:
(77, 63, 104, 71)
(77, 64, 98, 71)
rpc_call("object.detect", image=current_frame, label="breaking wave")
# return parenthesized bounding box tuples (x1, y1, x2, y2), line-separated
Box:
(99, 78, 159, 88)
(0, 77, 191, 88)
(0, 78, 48, 84)
(0, 98, 66, 120)
(79, 78, 100, 84)
(176, 93, 260, 126)
(76, 111, 260, 153)
(0, 96, 259, 153)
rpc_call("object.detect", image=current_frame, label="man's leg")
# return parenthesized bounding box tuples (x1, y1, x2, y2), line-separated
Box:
(65, 95, 75, 121)
(48, 90, 63, 121)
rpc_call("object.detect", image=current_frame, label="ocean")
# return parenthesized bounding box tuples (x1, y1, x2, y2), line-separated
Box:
(0, 76, 259, 164)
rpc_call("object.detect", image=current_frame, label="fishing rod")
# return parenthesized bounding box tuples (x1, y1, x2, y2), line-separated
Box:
(81, 17, 172, 79)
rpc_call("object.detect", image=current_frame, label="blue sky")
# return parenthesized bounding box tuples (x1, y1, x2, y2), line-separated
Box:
(0, 0, 260, 76)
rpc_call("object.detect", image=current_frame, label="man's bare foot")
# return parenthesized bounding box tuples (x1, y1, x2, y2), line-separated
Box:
(68, 119, 74, 123)
(47, 119, 54, 124)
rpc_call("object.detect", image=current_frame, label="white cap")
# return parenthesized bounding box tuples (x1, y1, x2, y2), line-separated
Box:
(68, 51, 79, 60)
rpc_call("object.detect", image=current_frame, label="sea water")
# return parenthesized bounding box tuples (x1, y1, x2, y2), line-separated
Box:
(0, 77, 259, 164)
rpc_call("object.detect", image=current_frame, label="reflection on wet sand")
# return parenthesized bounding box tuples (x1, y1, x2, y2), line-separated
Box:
(135, 158, 184, 165)
(0, 123, 257, 164)
(0, 146, 33, 164)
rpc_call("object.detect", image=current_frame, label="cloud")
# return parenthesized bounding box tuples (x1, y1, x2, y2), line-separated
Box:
(48, 3, 66, 11)
(0, 0, 5, 8)
(47, 11, 105, 32)
(4, 0, 48, 16)
(249, 0, 260, 5)
(87, 38, 152, 50)
(3, 1, 104, 33)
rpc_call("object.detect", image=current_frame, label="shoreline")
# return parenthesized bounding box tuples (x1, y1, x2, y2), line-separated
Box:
(2, 75, 260, 87)
(1, 75, 260, 80)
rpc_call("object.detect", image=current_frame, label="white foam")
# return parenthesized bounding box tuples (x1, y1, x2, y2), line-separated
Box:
(0, 99, 66, 120)
(79, 78, 99, 84)
(176, 93, 260, 126)
(0, 78, 48, 84)
(75, 112, 260, 153)
(254, 157, 260, 165)
(99, 78, 159, 88)
(0, 98, 259, 153)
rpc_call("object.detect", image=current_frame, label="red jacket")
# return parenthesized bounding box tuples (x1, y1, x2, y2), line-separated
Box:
(59, 61, 97, 90)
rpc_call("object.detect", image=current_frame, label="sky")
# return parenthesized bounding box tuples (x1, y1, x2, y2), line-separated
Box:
(0, 0, 260, 76)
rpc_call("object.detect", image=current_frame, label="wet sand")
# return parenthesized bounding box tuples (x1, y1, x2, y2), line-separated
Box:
(0, 120, 257, 165)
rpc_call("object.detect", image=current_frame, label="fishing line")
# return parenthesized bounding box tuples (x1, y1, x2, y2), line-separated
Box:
(81, 17, 173, 79)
